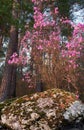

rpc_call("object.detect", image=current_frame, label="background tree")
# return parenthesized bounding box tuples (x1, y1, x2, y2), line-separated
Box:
(0, 0, 33, 101)
(0, 0, 18, 101)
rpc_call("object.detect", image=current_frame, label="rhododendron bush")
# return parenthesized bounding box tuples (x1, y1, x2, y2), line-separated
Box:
(8, 0, 84, 92)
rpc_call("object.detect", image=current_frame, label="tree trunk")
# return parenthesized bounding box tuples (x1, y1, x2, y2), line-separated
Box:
(10, 66, 17, 98)
(0, 1, 18, 102)
(0, 35, 3, 51)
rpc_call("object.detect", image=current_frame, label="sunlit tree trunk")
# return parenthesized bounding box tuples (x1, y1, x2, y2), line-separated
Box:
(0, 0, 18, 101)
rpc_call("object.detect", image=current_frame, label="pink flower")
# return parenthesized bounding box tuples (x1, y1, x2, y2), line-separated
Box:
(37, 45, 43, 50)
(76, 95, 79, 99)
(54, 7, 58, 14)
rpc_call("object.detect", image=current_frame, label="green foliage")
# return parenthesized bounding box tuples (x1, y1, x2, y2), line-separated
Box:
(0, 0, 13, 35)
(58, 0, 70, 18)
(18, 0, 34, 31)
(0, 0, 34, 35)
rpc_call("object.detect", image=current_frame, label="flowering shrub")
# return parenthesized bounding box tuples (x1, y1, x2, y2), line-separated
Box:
(8, 0, 84, 92)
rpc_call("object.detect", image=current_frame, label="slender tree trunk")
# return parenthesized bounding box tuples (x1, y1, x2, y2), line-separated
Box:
(0, 35, 3, 51)
(0, 1, 18, 102)
(10, 66, 17, 97)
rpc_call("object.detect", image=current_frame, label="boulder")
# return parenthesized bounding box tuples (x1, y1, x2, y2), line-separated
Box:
(0, 88, 84, 130)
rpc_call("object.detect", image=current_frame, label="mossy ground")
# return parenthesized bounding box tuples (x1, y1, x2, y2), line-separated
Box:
(0, 88, 83, 130)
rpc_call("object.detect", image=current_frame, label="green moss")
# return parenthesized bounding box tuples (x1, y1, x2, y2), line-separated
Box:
(0, 88, 79, 130)
(0, 98, 16, 118)
(14, 97, 27, 104)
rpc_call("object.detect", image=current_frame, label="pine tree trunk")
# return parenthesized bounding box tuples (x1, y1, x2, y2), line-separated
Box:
(0, 26, 18, 101)
(0, 1, 18, 102)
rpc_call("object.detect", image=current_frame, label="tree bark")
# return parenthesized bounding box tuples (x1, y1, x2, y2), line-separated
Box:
(0, 35, 3, 51)
(0, 1, 18, 102)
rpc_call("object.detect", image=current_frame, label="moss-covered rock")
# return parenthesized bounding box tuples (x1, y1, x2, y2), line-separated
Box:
(0, 88, 84, 130)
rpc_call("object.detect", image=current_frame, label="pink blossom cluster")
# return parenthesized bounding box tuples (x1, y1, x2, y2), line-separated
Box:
(61, 22, 84, 69)
(8, 52, 19, 65)
(73, 23, 84, 36)
(60, 17, 72, 25)
(8, 51, 28, 66)
(33, 7, 57, 29)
